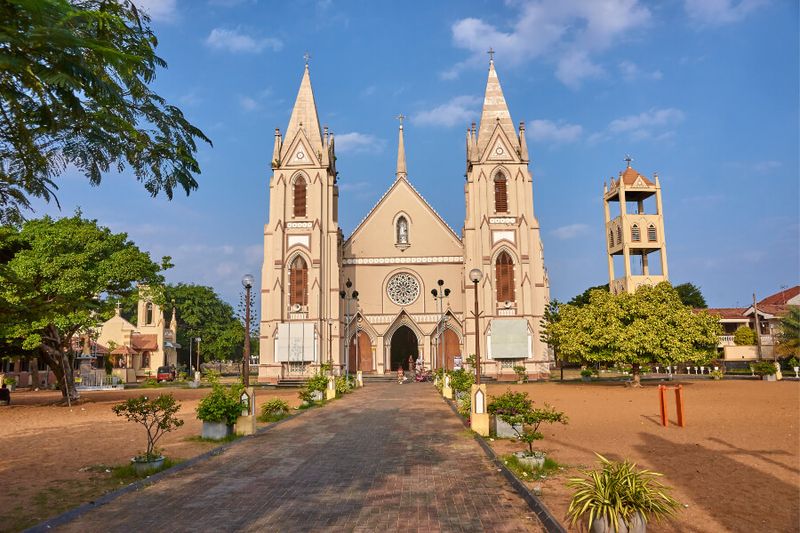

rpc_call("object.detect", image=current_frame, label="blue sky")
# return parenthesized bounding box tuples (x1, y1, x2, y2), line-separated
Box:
(30, 0, 798, 309)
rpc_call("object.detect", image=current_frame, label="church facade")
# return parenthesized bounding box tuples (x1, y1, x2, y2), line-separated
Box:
(257, 59, 551, 383)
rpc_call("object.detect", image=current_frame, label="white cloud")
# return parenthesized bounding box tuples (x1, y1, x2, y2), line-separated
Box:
(238, 96, 260, 111)
(205, 28, 283, 53)
(551, 224, 590, 240)
(133, 0, 177, 22)
(335, 132, 385, 154)
(412, 95, 481, 128)
(618, 60, 663, 81)
(527, 119, 583, 144)
(445, 0, 652, 87)
(684, 0, 767, 26)
(590, 107, 685, 142)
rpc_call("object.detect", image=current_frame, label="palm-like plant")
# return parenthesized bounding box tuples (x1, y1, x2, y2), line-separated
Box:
(567, 454, 679, 532)
(776, 307, 800, 358)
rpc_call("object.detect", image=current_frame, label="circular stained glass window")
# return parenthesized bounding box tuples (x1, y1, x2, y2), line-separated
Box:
(386, 273, 420, 306)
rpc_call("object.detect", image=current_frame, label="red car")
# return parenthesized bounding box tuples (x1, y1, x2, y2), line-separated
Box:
(156, 366, 175, 382)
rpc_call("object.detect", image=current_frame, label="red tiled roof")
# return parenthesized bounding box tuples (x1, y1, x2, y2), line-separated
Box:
(758, 286, 800, 306)
(702, 307, 747, 319)
(131, 334, 158, 351)
(620, 166, 655, 187)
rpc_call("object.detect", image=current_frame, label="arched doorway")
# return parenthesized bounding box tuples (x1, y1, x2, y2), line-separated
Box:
(390, 325, 418, 371)
(348, 331, 373, 373)
(442, 329, 460, 370)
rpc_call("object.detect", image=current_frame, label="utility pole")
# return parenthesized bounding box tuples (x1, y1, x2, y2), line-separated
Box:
(753, 292, 762, 360)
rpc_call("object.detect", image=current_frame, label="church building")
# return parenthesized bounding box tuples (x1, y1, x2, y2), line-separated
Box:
(257, 58, 551, 383)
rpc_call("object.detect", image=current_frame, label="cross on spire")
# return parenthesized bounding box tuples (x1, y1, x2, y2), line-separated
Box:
(303, 51, 311, 66)
(487, 47, 495, 62)
(396, 113, 405, 127)
(624, 154, 633, 167)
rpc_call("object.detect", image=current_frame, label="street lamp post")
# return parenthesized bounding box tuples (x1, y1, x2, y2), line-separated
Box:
(339, 279, 358, 377)
(241, 274, 254, 387)
(431, 279, 451, 371)
(469, 268, 483, 385)
(195, 336, 202, 378)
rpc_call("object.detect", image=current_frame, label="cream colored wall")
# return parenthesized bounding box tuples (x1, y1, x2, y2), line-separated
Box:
(96, 314, 135, 349)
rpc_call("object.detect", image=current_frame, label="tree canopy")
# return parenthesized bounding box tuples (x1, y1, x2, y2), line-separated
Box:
(568, 284, 609, 307)
(674, 283, 707, 308)
(548, 283, 721, 385)
(776, 307, 800, 358)
(0, 213, 168, 400)
(0, 0, 211, 224)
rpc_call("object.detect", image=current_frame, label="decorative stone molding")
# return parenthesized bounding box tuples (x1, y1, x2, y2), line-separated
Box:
(365, 313, 463, 324)
(498, 309, 517, 316)
(489, 217, 516, 225)
(287, 235, 310, 248)
(386, 273, 420, 306)
(492, 230, 515, 244)
(286, 221, 312, 229)
(343, 256, 463, 265)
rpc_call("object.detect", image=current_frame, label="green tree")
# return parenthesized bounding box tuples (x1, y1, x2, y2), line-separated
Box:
(163, 284, 244, 366)
(0, 213, 167, 401)
(548, 283, 721, 387)
(0, 0, 211, 224)
(568, 284, 609, 307)
(733, 325, 757, 346)
(674, 283, 707, 308)
(775, 307, 799, 358)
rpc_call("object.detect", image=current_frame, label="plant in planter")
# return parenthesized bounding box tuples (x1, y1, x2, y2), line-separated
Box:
(196, 382, 246, 439)
(448, 368, 475, 399)
(567, 454, 680, 533)
(513, 365, 527, 383)
(580, 368, 594, 382)
(258, 398, 290, 423)
(752, 361, 778, 381)
(3, 376, 17, 391)
(112, 394, 184, 473)
(709, 369, 723, 380)
(335, 375, 354, 395)
(298, 372, 329, 405)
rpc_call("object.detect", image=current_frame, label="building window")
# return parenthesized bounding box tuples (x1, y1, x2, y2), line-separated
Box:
(494, 173, 508, 213)
(631, 224, 641, 242)
(647, 224, 657, 242)
(289, 256, 308, 306)
(293, 177, 307, 218)
(145, 302, 153, 325)
(616, 226, 622, 244)
(396, 216, 409, 244)
(609, 229, 614, 247)
(386, 272, 420, 306)
(495, 251, 515, 303)
(141, 352, 150, 369)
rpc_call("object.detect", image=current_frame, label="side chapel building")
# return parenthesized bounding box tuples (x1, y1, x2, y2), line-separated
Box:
(258, 59, 551, 383)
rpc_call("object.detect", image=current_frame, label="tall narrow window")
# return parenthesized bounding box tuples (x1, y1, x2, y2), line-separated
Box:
(396, 216, 409, 244)
(289, 256, 308, 306)
(494, 174, 508, 213)
(145, 302, 153, 325)
(631, 224, 641, 242)
(293, 177, 307, 218)
(608, 229, 614, 247)
(647, 224, 657, 242)
(616, 226, 622, 244)
(495, 251, 515, 303)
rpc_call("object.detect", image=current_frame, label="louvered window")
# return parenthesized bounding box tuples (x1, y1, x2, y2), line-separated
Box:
(616, 226, 622, 244)
(631, 224, 641, 242)
(494, 174, 508, 213)
(293, 177, 307, 218)
(495, 251, 515, 303)
(609, 229, 614, 247)
(647, 224, 657, 242)
(289, 256, 308, 306)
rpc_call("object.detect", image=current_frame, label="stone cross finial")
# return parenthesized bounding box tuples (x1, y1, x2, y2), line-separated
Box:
(396, 113, 405, 128)
(303, 51, 311, 66)
(624, 154, 633, 167)
(487, 47, 495, 62)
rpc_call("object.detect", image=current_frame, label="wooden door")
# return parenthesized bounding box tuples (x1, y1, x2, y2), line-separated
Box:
(348, 331, 373, 372)
(443, 329, 460, 370)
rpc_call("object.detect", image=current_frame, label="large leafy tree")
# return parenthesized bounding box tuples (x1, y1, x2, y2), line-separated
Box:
(0, 0, 211, 224)
(549, 283, 721, 386)
(674, 282, 707, 308)
(162, 284, 244, 367)
(568, 283, 609, 307)
(0, 213, 168, 401)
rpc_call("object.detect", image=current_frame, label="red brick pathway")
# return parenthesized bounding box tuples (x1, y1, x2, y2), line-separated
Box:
(59, 382, 544, 532)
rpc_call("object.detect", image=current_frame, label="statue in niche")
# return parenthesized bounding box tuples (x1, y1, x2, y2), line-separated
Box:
(397, 217, 408, 244)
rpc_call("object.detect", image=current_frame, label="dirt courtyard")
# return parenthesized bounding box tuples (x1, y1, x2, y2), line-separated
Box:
(486, 379, 800, 532)
(0, 385, 302, 531)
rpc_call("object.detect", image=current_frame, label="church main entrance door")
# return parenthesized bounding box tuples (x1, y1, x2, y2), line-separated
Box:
(348, 331, 373, 373)
(390, 325, 418, 371)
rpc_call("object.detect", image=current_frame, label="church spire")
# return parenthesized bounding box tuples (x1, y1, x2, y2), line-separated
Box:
(282, 62, 323, 160)
(475, 54, 518, 156)
(395, 113, 407, 180)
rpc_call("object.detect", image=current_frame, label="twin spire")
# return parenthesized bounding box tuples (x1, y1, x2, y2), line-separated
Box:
(395, 114, 407, 180)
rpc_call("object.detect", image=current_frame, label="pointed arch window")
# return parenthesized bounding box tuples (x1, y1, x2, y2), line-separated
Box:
(396, 216, 409, 244)
(293, 177, 307, 218)
(495, 251, 515, 303)
(647, 224, 657, 242)
(631, 224, 641, 242)
(494, 173, 508, 213)
(289, 256, 308, 306)
(145, 302, 153, 325)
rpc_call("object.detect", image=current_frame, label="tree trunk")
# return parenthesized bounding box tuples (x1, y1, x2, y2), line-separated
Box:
(631, 362, 642, 388)
(29, 357, 40, 389)
(39, 326, 80, 403)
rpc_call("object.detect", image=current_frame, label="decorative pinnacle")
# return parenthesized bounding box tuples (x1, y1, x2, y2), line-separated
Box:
(303, 51, 311, 67)
(487, 47, 495, 63)
(396, 113, 405, 128)
(624, 154, 633, 167)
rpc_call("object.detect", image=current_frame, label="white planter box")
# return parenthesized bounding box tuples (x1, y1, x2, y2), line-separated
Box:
(201, 421, 233, 440)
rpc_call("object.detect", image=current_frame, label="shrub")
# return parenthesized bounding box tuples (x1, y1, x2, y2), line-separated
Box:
(709, 369, 724, 380)
(258, 398, 290, 423)
(457, 395, 471, 418)
(196, 382, 245, 425)
(104, 357, 114, 375)
(513, 365, 527, 382)
(112, 394, 184, 461)
(787, 356, 799, 369)
(580, 368, 593, 378)
(567, 454, 680, 531)
(752, 361, 777, 377)
(488, 390, 532, 417)
(3, 376, 17, 386)
(488, 390, 566, 455)
(448, 368, 475, 394)
(335, 375, 352, 395)
(733, 326, 757, 346)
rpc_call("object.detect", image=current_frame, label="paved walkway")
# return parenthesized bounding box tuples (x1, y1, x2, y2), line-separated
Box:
(58, 382, 544, 532)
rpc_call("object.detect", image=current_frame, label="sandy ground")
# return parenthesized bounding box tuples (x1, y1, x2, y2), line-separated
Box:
(486, 379, 800, 532)
(0, 385, 302, 531)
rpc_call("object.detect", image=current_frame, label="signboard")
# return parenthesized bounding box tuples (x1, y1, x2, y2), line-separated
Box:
(276, 323, 317, 362)
(489, 319, 530, 359)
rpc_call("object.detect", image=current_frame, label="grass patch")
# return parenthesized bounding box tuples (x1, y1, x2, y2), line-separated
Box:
(185, 434, 242, 444)
(503, 453, 562, 481)
(257, 412, 290, 423)
(109, 457, 183, 481)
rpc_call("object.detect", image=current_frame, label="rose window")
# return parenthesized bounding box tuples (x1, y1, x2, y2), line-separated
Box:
(386, 273, 420, 306)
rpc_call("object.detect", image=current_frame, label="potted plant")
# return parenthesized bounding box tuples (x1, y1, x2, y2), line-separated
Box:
(513, 365, 527, 383)
(709, 369, 723, 380)
(567, 454, 680, 533)
(112, 394, 184, 474)
(752, 361, 778, 381)
(580, 368, 593, 382)
(258, 398, 290, 423)
(196, 381, 245, 439)
(3, 376, 17, 392)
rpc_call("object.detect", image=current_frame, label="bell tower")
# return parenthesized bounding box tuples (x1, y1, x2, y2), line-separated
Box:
(258, 61, 341, 383)
(603, 157, 669, 294)
(462, 56, 550, 377)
